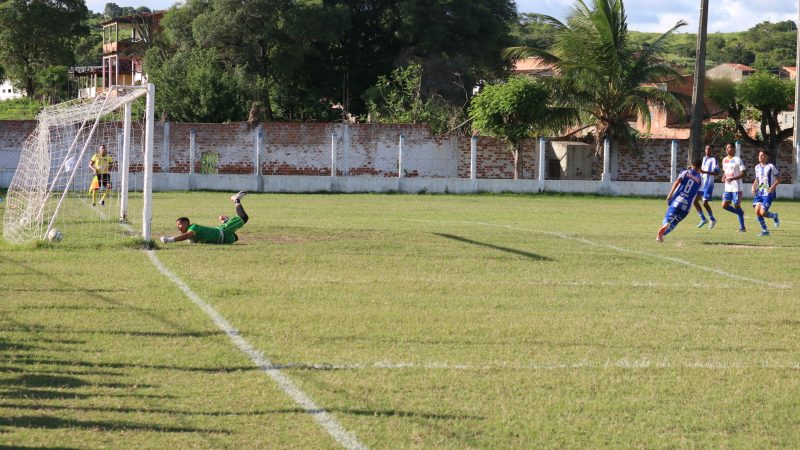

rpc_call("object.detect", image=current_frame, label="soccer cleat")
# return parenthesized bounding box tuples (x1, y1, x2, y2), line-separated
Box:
(91, 202, 96, 207)
(100, 200, 105, 206)
(709, 219, 716, 229)
(656, 225, 668, 242)
(696, 219, 707, 228)
(773, 213, 780, 228)
(738, 227, 746, 233)
(230, 191, 246, 203)
(759, 230, 770, 237)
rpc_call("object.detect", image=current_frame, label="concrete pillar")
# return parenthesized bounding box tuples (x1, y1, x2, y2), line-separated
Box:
(398, 134, 405, 178)
(162, 121, 170, 173)
(342, 124, 350, 176)
(470, 135, 477, 180)
(796, 142, 800, 184)
(331, 133, 337, 177)
(735, 140, 742, 158)
(254, 125, 263, 176)
(189, 129, 196, 174)
(538, 138, 546, 181)
(602, 138, 611, 182)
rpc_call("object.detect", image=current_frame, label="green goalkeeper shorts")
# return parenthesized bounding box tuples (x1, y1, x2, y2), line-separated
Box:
(220, 216, 245, 244)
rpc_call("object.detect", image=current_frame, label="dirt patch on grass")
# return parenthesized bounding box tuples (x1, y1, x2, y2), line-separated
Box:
(246, 234, 312, 244)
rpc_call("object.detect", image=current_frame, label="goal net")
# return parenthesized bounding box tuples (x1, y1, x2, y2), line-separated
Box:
(2, 84, 154, 244)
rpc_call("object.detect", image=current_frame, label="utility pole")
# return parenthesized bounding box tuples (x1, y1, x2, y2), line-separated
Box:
(689, 0, 709, 164)
(793, 1, 800, 183)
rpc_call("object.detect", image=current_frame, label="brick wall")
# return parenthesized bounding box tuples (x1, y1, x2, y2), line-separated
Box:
(1, 120, 797, 183)
(457, 137, 543, 179)
(0, 121, 36, 170)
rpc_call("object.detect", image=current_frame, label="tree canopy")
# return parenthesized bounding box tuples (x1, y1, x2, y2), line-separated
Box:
(0, 0, 89, 98)
(469, 76, 575, 179)
(145, 0, 516, 124)
(707, 72, 794, 159)
(505, 0, 685, 159)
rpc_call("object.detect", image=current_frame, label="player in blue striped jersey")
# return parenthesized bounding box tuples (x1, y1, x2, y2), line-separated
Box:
(693, 144, 718, 228)
(657, 158, 703, 242)
(751, 150, 781, 236)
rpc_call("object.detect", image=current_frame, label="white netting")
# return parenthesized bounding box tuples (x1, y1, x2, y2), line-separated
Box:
(3, 87, 149, 244)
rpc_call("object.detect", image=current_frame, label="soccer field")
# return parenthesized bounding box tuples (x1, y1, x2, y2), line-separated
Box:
(2, 192, 799, 448)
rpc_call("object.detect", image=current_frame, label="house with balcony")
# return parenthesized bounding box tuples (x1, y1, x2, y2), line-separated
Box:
(71, 66, 103, 99)
(100, 11, 163, 91)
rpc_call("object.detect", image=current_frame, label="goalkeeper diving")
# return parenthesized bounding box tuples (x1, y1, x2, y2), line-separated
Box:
(160, 192, 249, 244)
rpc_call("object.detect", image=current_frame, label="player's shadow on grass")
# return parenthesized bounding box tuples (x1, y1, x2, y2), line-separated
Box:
(434, 233, 553, 261)
(0, 415, 228, 434)
(265, 407, 484, 421)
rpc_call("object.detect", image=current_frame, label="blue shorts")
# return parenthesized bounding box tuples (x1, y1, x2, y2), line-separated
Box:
(700, 183, 714, 201)
(752, 192, 776, 210)
(722, 191, 741, 204)
(663, 206, 689, 226)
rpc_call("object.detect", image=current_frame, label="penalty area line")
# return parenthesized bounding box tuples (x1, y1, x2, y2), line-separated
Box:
(145, 250, 367, 450)
(400, 219, 791, 289)
(274, 360, 800, 371)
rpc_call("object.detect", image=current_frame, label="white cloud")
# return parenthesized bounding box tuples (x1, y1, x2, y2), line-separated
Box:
(518, 0, 799, 33)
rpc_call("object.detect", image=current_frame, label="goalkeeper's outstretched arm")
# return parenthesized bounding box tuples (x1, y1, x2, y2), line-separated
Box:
(161, 231, 194, 244)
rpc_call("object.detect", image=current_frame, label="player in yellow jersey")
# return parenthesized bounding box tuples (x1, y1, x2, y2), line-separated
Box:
(89, 145, 113, 206)
(160, 192, 249, 244)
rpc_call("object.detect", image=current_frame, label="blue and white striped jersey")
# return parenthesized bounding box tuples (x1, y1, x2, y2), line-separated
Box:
(701, 156, 718, 189)
(754, 163, 779, 196)
(669, 169, 702, 212)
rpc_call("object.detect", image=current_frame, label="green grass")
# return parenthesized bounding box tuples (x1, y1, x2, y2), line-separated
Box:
(0, 98, 45, 120)
(2, 192, 800, 448)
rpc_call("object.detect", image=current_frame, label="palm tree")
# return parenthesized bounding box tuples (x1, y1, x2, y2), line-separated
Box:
(504, 0, 686, 178)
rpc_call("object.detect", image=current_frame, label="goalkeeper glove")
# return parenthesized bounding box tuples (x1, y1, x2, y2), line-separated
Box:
(160, 236, 175, 244)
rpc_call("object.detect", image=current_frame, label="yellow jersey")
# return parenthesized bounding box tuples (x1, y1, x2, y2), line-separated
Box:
(90, 153, 113, 174)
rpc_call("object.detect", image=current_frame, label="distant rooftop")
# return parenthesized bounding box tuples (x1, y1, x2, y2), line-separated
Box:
(511, 57, 557, 76)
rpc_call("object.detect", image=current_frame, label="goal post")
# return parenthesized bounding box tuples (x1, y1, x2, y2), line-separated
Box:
(2, 84, 155, 244)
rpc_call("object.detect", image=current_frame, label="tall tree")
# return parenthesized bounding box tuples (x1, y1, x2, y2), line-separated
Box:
(707, 73, 794, 161)
(146, 47, 247, 123)
(0, 0, 89, 98)
(504, 0, 685, 179)
(469, 76, 576, 179)
(149, 0, 516, 122)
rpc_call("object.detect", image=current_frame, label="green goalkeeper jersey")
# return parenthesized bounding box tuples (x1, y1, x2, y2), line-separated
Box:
(187, 216, 244, 244)
(187, 223, 223, 244)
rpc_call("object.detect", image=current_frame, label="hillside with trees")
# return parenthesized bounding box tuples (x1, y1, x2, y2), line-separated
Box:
(514, 15, 798, 75)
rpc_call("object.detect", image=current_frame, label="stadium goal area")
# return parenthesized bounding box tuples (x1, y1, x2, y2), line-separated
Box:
(2, 84, 155, 245)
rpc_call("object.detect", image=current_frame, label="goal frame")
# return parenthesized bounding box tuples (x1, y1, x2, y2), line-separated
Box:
(41, 83, 155, 242)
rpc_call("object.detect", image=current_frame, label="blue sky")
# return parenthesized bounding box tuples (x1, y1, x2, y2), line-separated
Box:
(518, 0, 797, 33)
(87, 0, 798, 33)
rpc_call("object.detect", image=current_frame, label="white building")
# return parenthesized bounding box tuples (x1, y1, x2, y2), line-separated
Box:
(0, 79, 23, 100)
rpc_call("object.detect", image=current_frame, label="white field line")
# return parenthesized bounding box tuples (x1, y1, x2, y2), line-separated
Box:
(145, 251, 366, 450)
(267, 275, 727, 290)
(400, 219, 792, 289)
(275, 359, 800, 371)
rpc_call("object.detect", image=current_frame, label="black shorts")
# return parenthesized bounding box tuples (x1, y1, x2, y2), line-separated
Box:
(95, 173, 112, 188)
